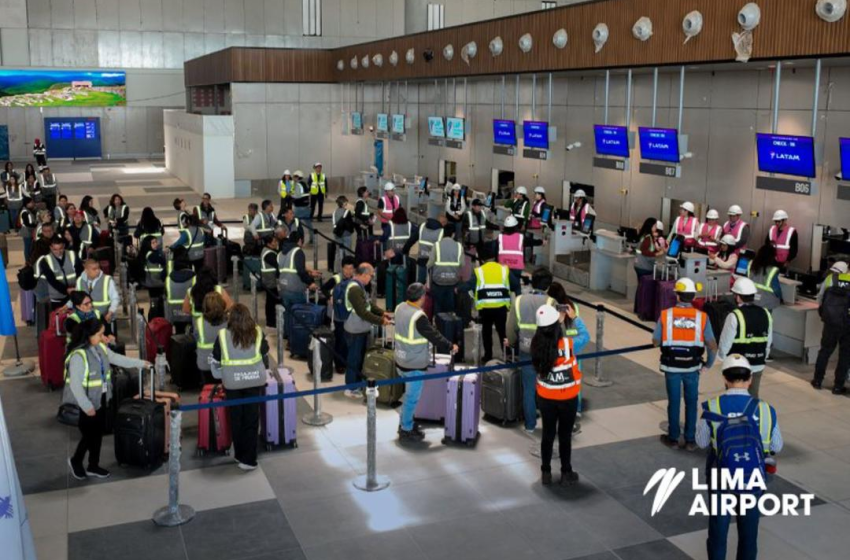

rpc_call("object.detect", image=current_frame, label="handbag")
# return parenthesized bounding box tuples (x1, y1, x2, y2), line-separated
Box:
(56, 403, 81, 427)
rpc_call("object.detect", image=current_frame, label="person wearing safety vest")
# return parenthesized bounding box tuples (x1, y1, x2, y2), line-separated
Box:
(64, 290, 116, 344)
(466, 256, 512, 363)
(40, 165, 58, 210)
(414, 216, 444, 284)
(4, 174, 23, 226)
(19, 196, 37, 262)
(248, 199, 278, 246)
(194, 291, 228, 385)
(325, 256, 357, 374)
(427, 224, 463, 316)
(194, 193, 227, 245)
(354, 186, 374, 240)
(332, 195, 356, 272)
(63, 317, 150, 481)
(53, 194, 69, 230)
(747, 244, 782, 311)
(717, 278, 773, 398)
(697, 209, 722, 254)
(696, 355, 783, 560)
(569, 188, 593, 230)
(75, 259, 121, 327)
(653, 277, 718, 451)
(394, 283, 458, 442)
(168, 213, 206, 272)
(104, 193, 130, 243)
(497, 215, 527, 295)
(278, 170, 296, 214)
(173, 197, 190, 231)
(277, 232, 319, 339)
(134, 206, 164, 255)
(528, 186, 548, 230)
(211, 303, 270, 471)
(445, 184, 466, 239)
(382, 206, 412, 266)
(669, 201, 700, 249)
(344, 263, 392, 398)
(812, 261, 850, 395)
(290, 170, 313, 242)
(530, 304, 586, 486)
(504, 186, 530, 230)
(37, 235, 82, 309)
(765, 210, 797, 269)
(64, 208, 94, 262)
(141, 237, 166, 314)
(164, 248, 196, 332)
(278, 206, 304, 241)
(309, 162, 327, 222)
(378, 181, 401, 238)
(242, 203, 260, 256)
(463, 199, 489, 256)
(184, 266, 233, 321)
(260, 235, 281, 328)
(722, 205, 750, 253)
(708, 235, 739, 272)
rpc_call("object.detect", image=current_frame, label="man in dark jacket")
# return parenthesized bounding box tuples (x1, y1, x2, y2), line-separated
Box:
(343, 263, 391, 398)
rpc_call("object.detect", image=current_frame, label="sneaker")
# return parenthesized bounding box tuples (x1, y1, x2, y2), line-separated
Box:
(524, 427, 536, 435)
(68, 458, 87, 480)
(832, 386, 847, 396)
(344, 389, 362, 399)
(572, 422, 582, 435)
(560, 471, 580, 486)
(683, 441, 698, 452)
(541, 472, 553, 486)
(811, 379, 823, 390)
(237, 462, 258, 471)
(85, 466, 111, 479)
(576, 411, 583, 419)
(398, 428, 425, 442)
(659, 434, 680, 449)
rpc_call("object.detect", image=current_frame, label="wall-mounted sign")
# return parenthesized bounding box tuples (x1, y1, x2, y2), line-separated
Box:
(523, 148, 548, 160)
(0, 69, 126, 107)
(639, 161, 680, 178)
(593, 157, 626, 171)
(755, 175, 814, 196)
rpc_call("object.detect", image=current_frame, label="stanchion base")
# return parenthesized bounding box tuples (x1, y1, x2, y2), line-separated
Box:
(353, 474, 390, 492)
(583, 377, 613, 388)
(152, 504, 196, 527)
(302, 412, 333, 426)
(3, 361, 34, 378)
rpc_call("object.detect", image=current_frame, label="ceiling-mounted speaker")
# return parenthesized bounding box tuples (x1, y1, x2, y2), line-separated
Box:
(372, 54, 383, 67)
(816, 0, 847, 22)
(489, 36, 503, 56)
(337, 60, 344, 71)
(443, 44, 454, 61)
(553, 28, 568, 49)
(632, 17, 653, 41)
(738, 3, 762, 30)
(389, 50, 399, 66)
(361, 55, 369, 68)
(518, 33, 533, 53)
(683, 11, 704, 43)
(406, 48, 415, 64)
(350, 56, 358, 69)
(593, 23, 609, 53)
(461, 41, 477, 65)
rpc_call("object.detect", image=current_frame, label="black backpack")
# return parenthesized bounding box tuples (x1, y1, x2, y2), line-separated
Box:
(17, 265, 37, 291)
(820, 276, 850, 328)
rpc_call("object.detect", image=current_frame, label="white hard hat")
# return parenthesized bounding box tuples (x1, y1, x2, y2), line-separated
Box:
(674, 278, 698, 294)
(536, 304, 560, 327)
(283, 169, 291, 176)
(772, 210, 789, 221)
(384, 181, 396, 191)
(722, 354, 752, 373)
(314, 162, 322, 167)
(680, 201, 696, 213)
(534, 186, 546, 194)
(451, 184, 461, 191)
(516, 186, 528, 195)
(294, 170, 304, 177)
(574, 189, 586, 198)
(504, 215, 519, 228)
(728, 205, 743, 216)
(731, 277, 757, 296)
(720, 234, 737, 246)
(656, 221, 664, 231)
(706, 209, 719, 220)
(830, 261, 849, 274)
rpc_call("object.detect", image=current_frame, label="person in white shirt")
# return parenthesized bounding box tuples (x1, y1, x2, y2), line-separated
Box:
(73, 259, 122, 327)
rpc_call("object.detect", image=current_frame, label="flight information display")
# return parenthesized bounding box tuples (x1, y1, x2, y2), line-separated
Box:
(594, 125, 630, 158)
(756, 133, 816, 178)
(493, 119, 517, 146)
(428, 117, 445, 138)
(638, 127, 680, 163)
(523, 121, 549, 150)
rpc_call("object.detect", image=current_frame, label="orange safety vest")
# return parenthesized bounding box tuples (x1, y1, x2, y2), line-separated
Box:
(659, 306, 706, 373)
(536, 337, 582, 400)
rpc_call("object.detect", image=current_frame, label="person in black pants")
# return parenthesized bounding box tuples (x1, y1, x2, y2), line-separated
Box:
(812, 266, 850, 395)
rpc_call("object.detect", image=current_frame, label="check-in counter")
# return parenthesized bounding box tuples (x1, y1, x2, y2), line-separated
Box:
(772, 299, 822, 364)
(589, 234, 638, 299)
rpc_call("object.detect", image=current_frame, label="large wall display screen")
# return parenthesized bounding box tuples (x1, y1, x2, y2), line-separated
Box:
(523, 121, 549, 150)
(446, 118, 465, 141)
(594, 125, 630, 158)
(45, 117, 102, 158)
(0, 69, 126, 107)
(428, 117, 445, 138)
(493, 120, 517, 146)
(840, 138, 850, 180)
(638, 127, 680, 163)
(756, 133, 816, 178)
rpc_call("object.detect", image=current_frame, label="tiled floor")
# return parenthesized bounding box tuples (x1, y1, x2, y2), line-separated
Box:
(2, 160, 850, 559)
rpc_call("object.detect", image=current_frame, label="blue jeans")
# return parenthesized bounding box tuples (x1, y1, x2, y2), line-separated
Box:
(345, 331, 369, 385)
(398, 369, 424, 431)
(430, 283, 455, 316)
(519, 352, 538, 430)
(665, 371, 700, 442)
(281, 291, 307, 340)
(707, 491, 761, 560)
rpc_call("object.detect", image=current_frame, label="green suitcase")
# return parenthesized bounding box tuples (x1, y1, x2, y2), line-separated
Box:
(363, 346, 404, 406)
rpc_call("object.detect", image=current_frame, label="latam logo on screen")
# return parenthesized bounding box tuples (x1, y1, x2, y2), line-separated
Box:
(770, 151, 801, 161)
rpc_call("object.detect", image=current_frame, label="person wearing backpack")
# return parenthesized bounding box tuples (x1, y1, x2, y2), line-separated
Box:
(325, 256, 356, 374)
(812, 262, 850, 395)
(696, 354, 783, 560)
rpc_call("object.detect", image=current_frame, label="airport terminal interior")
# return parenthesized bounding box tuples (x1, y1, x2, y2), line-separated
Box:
(1, 1, 850, 559)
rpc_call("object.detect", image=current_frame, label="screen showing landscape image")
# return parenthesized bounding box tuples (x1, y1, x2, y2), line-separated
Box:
(0, 70, 126, 107)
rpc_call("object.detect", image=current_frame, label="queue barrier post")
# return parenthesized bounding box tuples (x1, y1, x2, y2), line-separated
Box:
(153, 410, 196, 527)
(353, 379, 390, 492)
(119, 261, 129, 315)
(137, 309, 147, 361)
(276, 304, 285, 364)
(231, 256, 241, 302)
(584, 304, 613, 387)
(250, 274, 259, 322)
(302, 335, 333, 427)
(128, 283, 137, 345)
(313, 230, 320, 272)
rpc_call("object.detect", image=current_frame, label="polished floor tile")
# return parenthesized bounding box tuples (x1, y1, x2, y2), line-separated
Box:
(302, 528, 427, 560)
(501, 502, 608, 560)
(261, 446, 359, 506)
(761, 503, 850, 559)
(24, 489, 68, 540)
(408, 512, 538, 560)
(68, 519, 185, 560)
(34, 534, 69, 560)
(612, 539, 694, 560)
(669, 527, 814, 560)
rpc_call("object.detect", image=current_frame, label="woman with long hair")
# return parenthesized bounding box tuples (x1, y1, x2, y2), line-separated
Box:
(79, 195, 101, 230)
(194, 292, 228, 384)
(183, 266, 233, 319)
(748, 244, 782, 310)
(105, 193, 130, 242)
(635, 217, 666, 278)
(530, 304, 586, 487)
(212, 303, 270, 470)
(24, 163, 37, 181)
(63, 318, 150, 480)
(134, 206, 164, 255)
(1, 161, 19, 184)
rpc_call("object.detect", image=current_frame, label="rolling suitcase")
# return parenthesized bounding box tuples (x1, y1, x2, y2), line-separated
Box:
(306, 326, 334, 381)
(145, 317, 173, 362)
(105, 367, 138, 435)
(35, 299, 51, 338)
(262, 367, 298, 450)
(19, 289, 35, 324)
(0, 208, 10, 233)
(385, 264, 407, 311)
(443, 368, 481, 446)
(414, 353, 451, 422)
(653, 262, 679, 321)
(356, 238, 380, 266)
(436, 312, 464, 357)
(634, 274, 658, 322)
(242, 256, 262, 291)
(481, 349, 522, 424)
(463, 323, 484, 365)
(197, 384, 232, 456)
(114, 367, 166, 469)
(38, 312, 66, 389)
(204, 244, 227, 283)
(363, 327, 403, 406)
(289, 302, 326, 359)
(169, 333, 199, 389)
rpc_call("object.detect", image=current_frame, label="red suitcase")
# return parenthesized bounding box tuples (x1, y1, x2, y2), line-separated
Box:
(49, 307, 71, 336)
(38, 313, 66, 390)
(146, 317, 173, 363)
(197, 384, 232, 456)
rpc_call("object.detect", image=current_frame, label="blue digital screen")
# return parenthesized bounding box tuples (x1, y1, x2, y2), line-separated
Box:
(756, 133, 816, 178)
(523, 121, 549, 150)
(428, 117, 445, 138)
(639, 127, 680, 163)
(61, 123, 72, 139)
(49, 122, 61, 139)
(840, 137, 850, 180)
(351, 112, 362, 130)
(391, 114, 405, 134)
(376, 113, 388, 132)
(446, 118, 465, 140)
(594, 125, 630, 158)
(493, 119, 516, 146)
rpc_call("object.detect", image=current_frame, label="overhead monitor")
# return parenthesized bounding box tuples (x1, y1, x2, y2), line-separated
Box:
(594, 125, 630, 158)
(376, 113, 389, 132)
(391, 114, 405, 134)
(639, 127, 680, 163)
(351, 112, 363, 130)
(493, 119, 517, 146)
(840, 137, 850, 180)
(756, 133, 816, 178)
(428, 116, 445, 138)
(446, 117, 465, 140)
(523, 121, 549, 150)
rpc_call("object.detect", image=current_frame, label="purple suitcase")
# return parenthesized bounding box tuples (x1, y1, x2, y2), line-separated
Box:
(414, 354, 451, 422)
(443, 368, 481, 446)
(634, 275, 658, 322)
(655, 281, 678, 321)
(20, 289, 35, 323)
(262, 367, 298, 449)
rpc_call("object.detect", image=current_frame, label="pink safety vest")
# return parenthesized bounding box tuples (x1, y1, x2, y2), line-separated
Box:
(529, 200, 546, 230)
(697, 223, 721, 253)
(722, 219, 747, 252)
(497, 233, 524, 270)
(570, 202, 589, 224)
(380, 195, 399, 224)
(769, 225, 795, 264)
(675, 216, 698, 248)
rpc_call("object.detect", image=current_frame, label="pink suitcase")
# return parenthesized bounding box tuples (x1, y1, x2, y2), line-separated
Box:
(262, 367, 298, 450)
(414, 354, 451, 423)
(197, 384, 232, 456)
(443, 367, 481, 446)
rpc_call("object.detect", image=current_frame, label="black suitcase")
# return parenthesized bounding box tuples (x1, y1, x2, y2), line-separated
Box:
(169, 333, 199, 389)
(436, 312, 464, 356)
(704, 299, 736, 339)
(307, 326, 335, 382)
(481, 349, 522, 424)
(114, 368, 165, 469)
(105, 366, 138, 435)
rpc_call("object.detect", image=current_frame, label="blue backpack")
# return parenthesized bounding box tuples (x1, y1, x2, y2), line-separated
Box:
(702, 399, 765, 486)
(332, 279, 352, 322)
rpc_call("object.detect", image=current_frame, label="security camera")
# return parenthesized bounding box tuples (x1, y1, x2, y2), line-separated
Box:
(566, 142, 583, 151)
(680, 152, 694, 160)
(835, 171, 844, 181)
(738, 3, 762, 31)
(817, 0, 847, 22)
(422, 48, 434, 63)
(632, 17, 653, 41)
